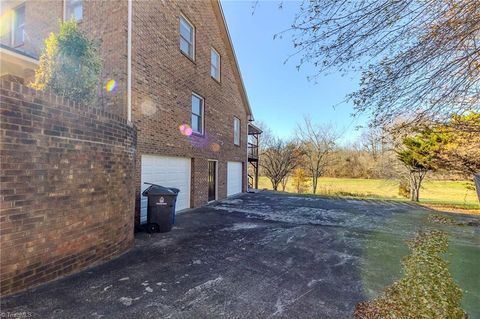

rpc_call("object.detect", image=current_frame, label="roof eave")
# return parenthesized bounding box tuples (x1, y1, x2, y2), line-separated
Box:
(212, 0, 254, 121)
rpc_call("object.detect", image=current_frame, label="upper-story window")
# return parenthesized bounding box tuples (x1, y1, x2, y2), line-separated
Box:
(211, 48, 220, 81)
(191, 93, 204, 134)
(233, 117, 240, 145)
(65, 0, 83, 22)
(12, 4, 25, 47)
(179, 15, 195, 59)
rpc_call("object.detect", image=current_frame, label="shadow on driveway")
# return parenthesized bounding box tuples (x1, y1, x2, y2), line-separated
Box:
(2, 191, 479, 318)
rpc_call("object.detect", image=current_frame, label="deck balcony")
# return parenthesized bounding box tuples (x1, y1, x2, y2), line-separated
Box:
(247, 123, 262, 189)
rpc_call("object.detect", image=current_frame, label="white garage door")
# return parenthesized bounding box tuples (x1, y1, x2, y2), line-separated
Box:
(227, 161, 243, 196)
(140, 155, 191, 224)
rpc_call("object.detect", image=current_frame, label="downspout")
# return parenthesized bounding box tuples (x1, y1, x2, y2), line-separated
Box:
(127, 0, 132, 123)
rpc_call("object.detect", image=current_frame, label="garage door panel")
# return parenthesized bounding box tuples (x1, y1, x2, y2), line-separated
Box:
(227, 161, 243, 196)
(140, 155, 191, 224)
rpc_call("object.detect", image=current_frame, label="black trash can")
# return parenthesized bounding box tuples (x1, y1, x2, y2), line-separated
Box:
(142, 183, 179, 233)
(169, 188, 180, 224)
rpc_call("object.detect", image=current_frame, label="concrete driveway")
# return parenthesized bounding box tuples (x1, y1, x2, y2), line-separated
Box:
(2, 191, 479, 319)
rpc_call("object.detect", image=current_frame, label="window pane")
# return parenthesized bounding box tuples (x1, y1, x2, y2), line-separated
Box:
(211, 49, 220, 80)
(180, 17, 194, 58)
(13, 27, 24, 46)
(234, 118, 240, 144)
(211, 65, 217, 79)
(66, 0, 83, 21)
(191, 94, 203, 133)
(191, 114, 199, 132)
(192, 95, 201, 115)
(13, 6, 25, 46)
(180, 19, 192, 42)
(73, 3, 83, 20)
(197, 115, 202, 132)
(15, 5, 25, 25)
(180, 38, 191, 56)
(211, 50, 218, 65)
(191, 114, 202, 133)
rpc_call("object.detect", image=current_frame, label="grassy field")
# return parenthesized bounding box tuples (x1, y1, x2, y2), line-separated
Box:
(258, 176, 479, 209)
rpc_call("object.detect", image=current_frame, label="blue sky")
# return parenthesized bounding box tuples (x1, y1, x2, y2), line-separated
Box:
(221, 0, 368, 144)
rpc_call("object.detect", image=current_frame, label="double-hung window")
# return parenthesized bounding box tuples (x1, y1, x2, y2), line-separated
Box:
(233, 117, 240, 145)
(12, 4, 25, 47)
(65, 0, 83, 22)
(211, 48, 220, 81)
(191, 94, 204, 134)
(180, 16, 195, 59)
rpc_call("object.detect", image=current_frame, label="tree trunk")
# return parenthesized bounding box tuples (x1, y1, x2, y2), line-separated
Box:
(410, 186, 420, 202)
(312, 176, 318, 194)
(281, 176, 289, 192)
(270, 179, 279, 191)
(409, 170, 426, 202)
(475, 173, 480, 202)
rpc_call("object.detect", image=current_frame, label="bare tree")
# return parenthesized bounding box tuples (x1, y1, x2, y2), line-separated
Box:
(296, 118, 338, 194)
(361, 126, 388, 161)
(252, 120, 274, 153)
(287, 1, 480, 129)
(260, 137, 301, 191)
(280, 175, 289, 192)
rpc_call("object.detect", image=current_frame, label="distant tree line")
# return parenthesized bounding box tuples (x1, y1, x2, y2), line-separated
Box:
(255, 112, 480, 202)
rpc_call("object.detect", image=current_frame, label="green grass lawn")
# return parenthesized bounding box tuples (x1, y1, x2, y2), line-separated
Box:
(258, 176, 479, 209)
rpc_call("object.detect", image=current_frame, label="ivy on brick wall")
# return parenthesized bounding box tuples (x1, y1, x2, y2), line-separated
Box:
(31, 21, 101, 105)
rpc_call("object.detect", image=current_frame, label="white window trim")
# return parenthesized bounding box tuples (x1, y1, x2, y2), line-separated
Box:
(233, 117, 240, 146)
(11, 4, 25, 48)
(211, 48, 221, 81)
(191, 93, 204, 135)
(179, 14, 195, 60)
(63, 0, 83, 22)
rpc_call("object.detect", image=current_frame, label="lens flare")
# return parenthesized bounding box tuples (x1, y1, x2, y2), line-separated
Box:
(141, 99, 157, 116)
(179, 124, 193, 136)
(210, 143, 220, 152)
(0, 10, 14, 38)
(190, 133, 209, 149)
(105, 79, 118, 92)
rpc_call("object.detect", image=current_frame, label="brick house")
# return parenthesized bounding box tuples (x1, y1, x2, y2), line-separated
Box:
(0, 0, 262, 295)
(1, 0, 260, 225)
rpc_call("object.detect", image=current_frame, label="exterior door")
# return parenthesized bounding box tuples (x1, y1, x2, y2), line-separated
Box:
(208, 161, 217, 202)
(208, 161, 216, 202)
(227, 161, 243, 196)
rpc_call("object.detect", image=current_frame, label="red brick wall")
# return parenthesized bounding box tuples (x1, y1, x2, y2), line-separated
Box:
(2, 0, 251, 223)
(0, 79, 137, 296)
(0, 0, 128, 118)
(132, 0, 249, 222)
